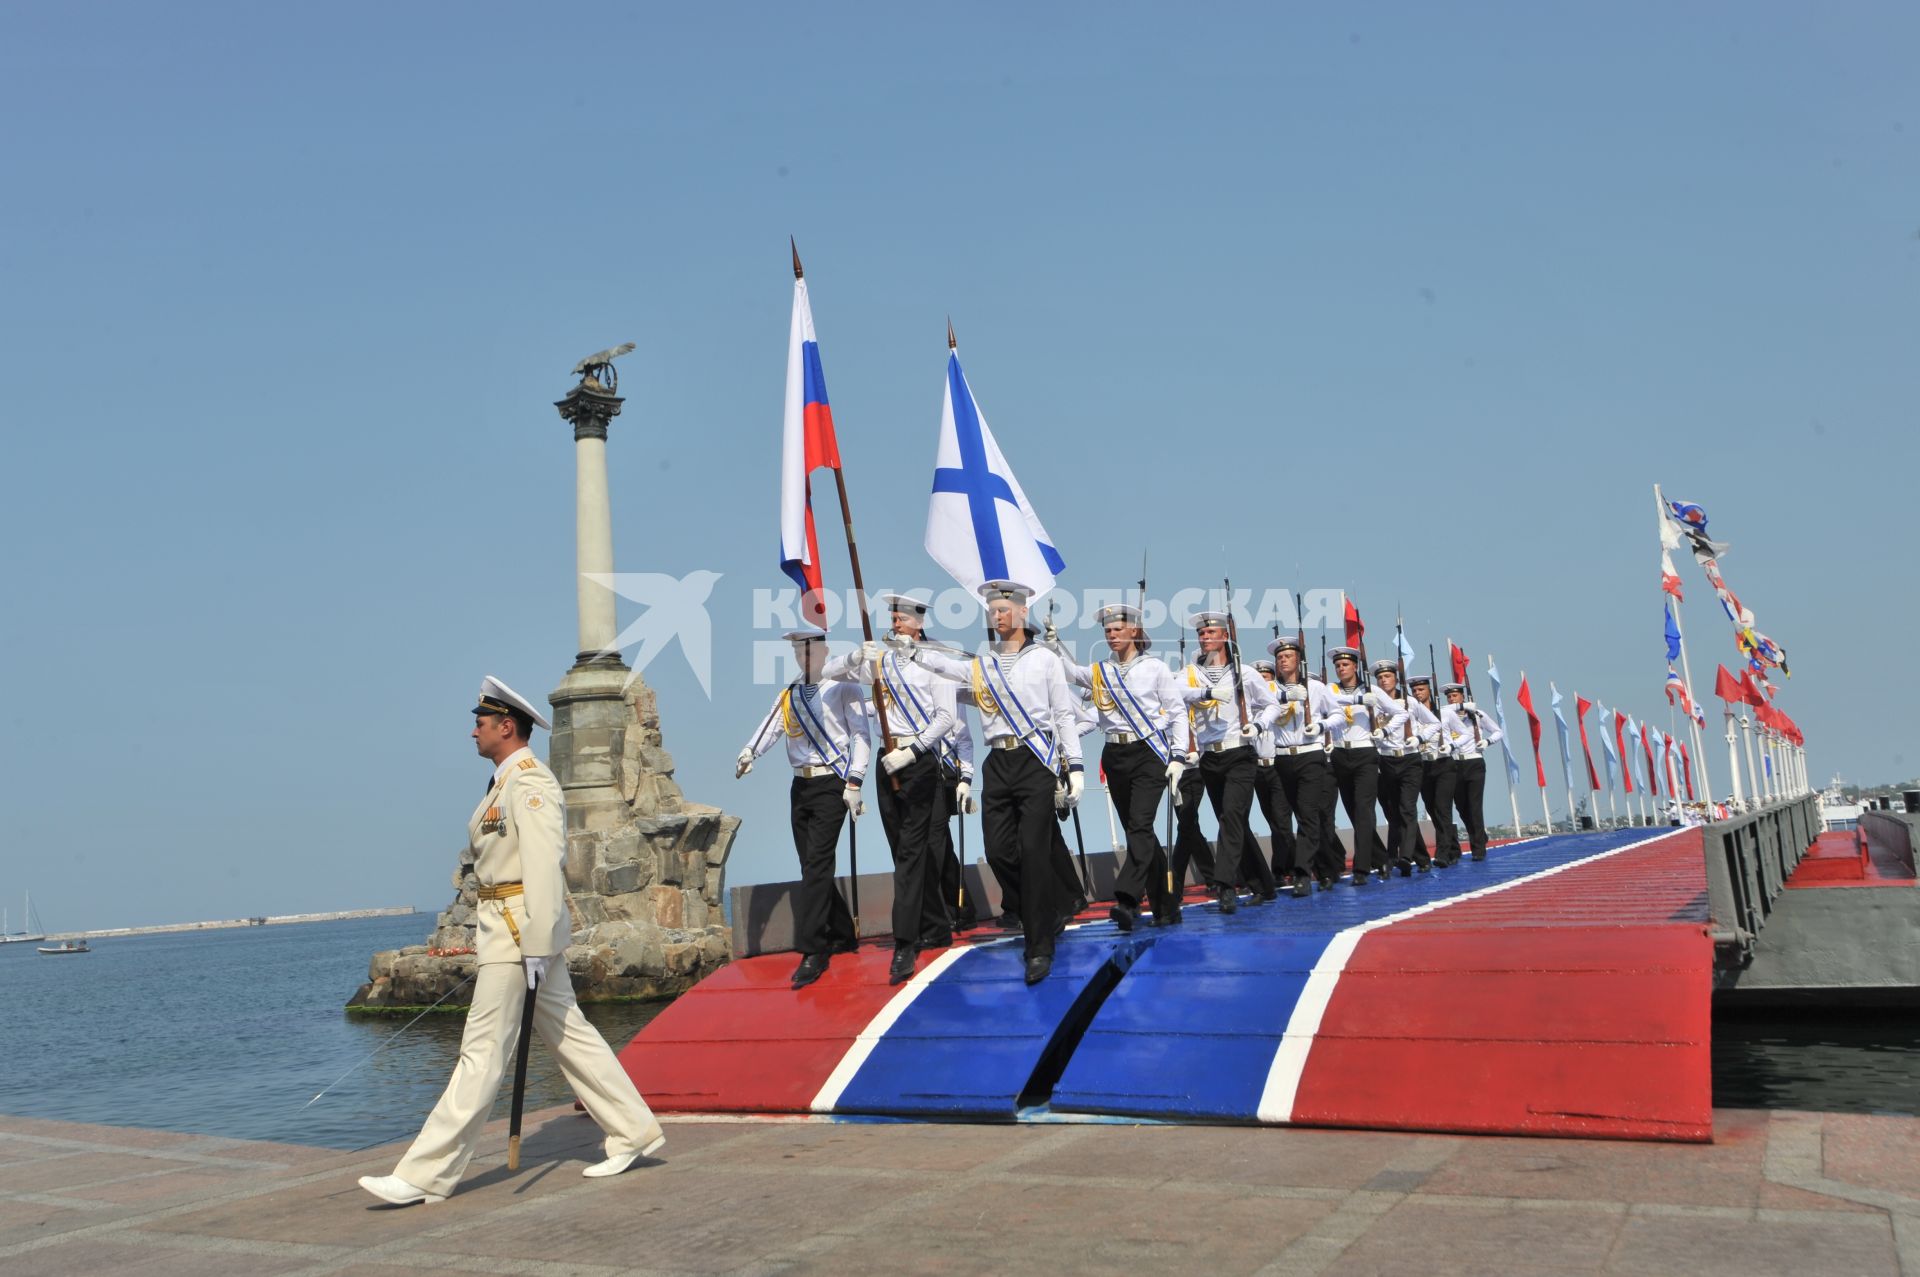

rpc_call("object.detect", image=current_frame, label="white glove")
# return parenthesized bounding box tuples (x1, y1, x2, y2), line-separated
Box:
(955, 780, 976, 815)
(1240, 724, 1263, 747)
(1462, 700, 1477, 713)
(1165, 760, 1185, 805)
(860, 639, 885, 669)
(1185, 751, 1199, 766)
(883, 630, 914, 652)
(1044, 618, 1060, 643)
(524, 956, 544, 990)
(734, 749, 754, 779)
(1065, 770, 1084, 809)
(842, 785, 865, 818)
(881, 744, 918, 774)
(1301, 720, 1323, 740)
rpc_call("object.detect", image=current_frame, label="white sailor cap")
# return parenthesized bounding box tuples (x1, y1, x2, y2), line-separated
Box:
(1267, 635, 1303, 657)
(1255, 659, 1276, 675)
(876, 592, 931, 618)
(1442, 682, 1467, 695)
(1328, 645, 1362, 663)
(1187, 610, 1230, 630)
(473, 675, 551, 732)
(782, 627, 830, 643)
(1094, 602, 1151, 649)
(1407, 673, 1434, 687)
(978, 580, 1034, 606)
(1370, 657, 1398, 677)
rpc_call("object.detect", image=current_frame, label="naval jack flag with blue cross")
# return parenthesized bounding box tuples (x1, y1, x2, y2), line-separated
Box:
(924, 334, 1065, 597)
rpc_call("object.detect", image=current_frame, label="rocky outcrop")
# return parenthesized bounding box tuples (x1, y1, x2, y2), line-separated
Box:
(348, 666, 739, 1012)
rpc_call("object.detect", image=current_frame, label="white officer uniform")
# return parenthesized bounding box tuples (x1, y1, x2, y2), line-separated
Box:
(1442, 683, 1505, 859)
(369, 678, 663, 1204)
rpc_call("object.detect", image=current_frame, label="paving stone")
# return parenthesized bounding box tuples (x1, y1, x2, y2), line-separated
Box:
(1605, 1212, 1898, 1276)
(1014, 1123, 1416, 1191)
(1419, 1127, 1767, 1209)
(1818, 1112, 1920, 1199)
(1333, 1199, 1623, 1273)
(17, 1235, 321, 1277)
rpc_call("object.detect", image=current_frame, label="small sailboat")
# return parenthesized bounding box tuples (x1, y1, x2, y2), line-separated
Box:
(0, 892, 47, 945)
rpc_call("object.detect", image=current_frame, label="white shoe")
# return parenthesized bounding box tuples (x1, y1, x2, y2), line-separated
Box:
(357, 1174, 445, 1205)
(582, 1131, 666, 1178)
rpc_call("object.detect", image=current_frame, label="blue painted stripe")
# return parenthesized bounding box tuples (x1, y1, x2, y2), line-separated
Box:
(802, 340, 830, 407)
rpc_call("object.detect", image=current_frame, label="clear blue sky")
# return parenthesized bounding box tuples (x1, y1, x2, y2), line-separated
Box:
(3, 3, 1915, 930)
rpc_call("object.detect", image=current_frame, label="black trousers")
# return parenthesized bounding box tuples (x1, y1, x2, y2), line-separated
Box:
(983, 748, 1066, 959)
(1104, 740, 1171, 911)
(1272, 751, 1336, 877)
(932, 771, 975, 930)
(1253, 763, 1291, 881)
(1453, 756, 1490, 855)
(1377, 752, 1427, 868)
(1330, 747, 1382, 877)
(1422, 757, 1461, 864)
(876, 752, 949, 948)
(790, 774, 857, 957)
(1170, 765, 1213, 891)
(1199, 746, 1258, 893)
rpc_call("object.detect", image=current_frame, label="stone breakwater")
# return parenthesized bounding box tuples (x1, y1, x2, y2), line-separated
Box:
(49, 907, 415, 941)
(348, 671, 740, 1013)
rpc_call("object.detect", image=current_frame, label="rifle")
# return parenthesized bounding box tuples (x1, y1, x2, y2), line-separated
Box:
(1450, 635, 1483, 745)
(1221, 578, 1253, 736)
(1395, 611, 1412, 745)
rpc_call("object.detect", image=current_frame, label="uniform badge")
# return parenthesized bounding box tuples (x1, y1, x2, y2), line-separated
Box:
(523, 793, 544, 811)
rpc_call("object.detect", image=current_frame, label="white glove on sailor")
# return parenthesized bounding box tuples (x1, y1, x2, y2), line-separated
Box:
(1239, 724, 1263, 747)
(881, 743, 920, 774)
(1055, 770, 1084, 811)
(859, 639, 885, 674)
(524, 956, 544, 990)
(1165, 759, 1185, 806)
(883, 630, 914, 653)
(1301, 720, 1323, 740)
(734, 749, 754, 779)
(954, 779, 976, 815)
(1462, 700, 1477, 713)
(842, 784, 865, 818)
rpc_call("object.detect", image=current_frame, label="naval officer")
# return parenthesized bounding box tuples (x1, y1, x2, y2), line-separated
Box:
(824, 593, 956, 984)
(1177, 611, 1279, 912)
(1054, 602, 1188, 929)
(1266, 635, 1338, 895)
(736, 629, 872, 988)
(910, 581, 1083, 984)
(1441, 683, 1503, 860)
(358, 678, 665, 1206)
(1371, 659, 1439, 874)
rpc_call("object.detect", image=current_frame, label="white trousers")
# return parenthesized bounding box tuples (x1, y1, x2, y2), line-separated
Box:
(393, 955, 661, 1197)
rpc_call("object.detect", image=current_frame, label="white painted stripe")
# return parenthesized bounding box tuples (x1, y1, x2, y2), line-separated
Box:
(1255, 829, 1683, 1123)
(809, 944, 974, 1113)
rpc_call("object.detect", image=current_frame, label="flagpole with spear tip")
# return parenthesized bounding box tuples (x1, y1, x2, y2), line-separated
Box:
(1655, 483, 1714, 815)
(792, 240, 884, 938)
(1554, 683, 1576, 831)
(1522, 672, 1551, 834)
(1486, 652, 1522, 838)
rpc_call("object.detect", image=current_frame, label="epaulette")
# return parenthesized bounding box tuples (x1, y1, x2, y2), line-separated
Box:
(517, 758, 540, 771)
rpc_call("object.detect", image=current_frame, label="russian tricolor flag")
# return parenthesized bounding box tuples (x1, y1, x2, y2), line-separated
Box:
(780, 271, 842, 626)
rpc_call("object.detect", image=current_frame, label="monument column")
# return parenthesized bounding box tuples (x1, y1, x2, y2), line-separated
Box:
(555, 381, 625, 670)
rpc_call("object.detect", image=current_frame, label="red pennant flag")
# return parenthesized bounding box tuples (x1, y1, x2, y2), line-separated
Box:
(1614, 711, 1634, 794)
(1713, 663, 1743, 704)
(1515, 677, 1546, 788)
(1643, 727, 1661, 797)
(1449, 642, 1469, 686)
(1663, 734, 1678, 795)
(1576, 695, 1600, 790)
(1738, 670, 1766, 708)
(1343, 597, 1365, 648)
(1679, 744, 1694, 800)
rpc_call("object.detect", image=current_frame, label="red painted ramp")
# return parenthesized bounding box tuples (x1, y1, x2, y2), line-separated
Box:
(1293, 830, 1714, 1141)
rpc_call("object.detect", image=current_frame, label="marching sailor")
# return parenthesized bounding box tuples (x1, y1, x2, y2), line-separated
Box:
(1442, 683, 1504, 860)
(1409, 675, 1460, 866)
(735, 629, 871, 989)
(1168, 697, 1212, 903)
(1324, 647, 1393, 885)
(358, 677, 664, 1205)
(1266, 635, 1339, 896)
(1177, 611, 1279, 913)
(932, 697, 977, 932)
(1251, 659, 1287, 891)
(1055, 602, 1188, 930)
(1371, 658, 1440, 875)
(908, 582, 1084, 985)
(823, 594, 955, 985)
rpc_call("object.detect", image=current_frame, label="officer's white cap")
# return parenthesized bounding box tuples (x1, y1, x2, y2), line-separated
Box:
(474, 675, 551, 732)
(978, 580, 1034, 606)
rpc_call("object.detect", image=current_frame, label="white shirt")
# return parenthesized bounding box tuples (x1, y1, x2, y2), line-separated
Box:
(1269, 676, 1339, 749)
(1061, 651, 1191, 756)
(1325, 682, 1397, 748)
(918, 642, 1084, 770)
(823, 646, 955, 756)
(1374, 689, 1441, 757)
(1177, 659, 1280, 748)
(1440, 705, 1504, 759)
(741, 680, 873, 781)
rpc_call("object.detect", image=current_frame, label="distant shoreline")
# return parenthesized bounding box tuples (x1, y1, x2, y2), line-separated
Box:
(39, 907, 418, 941)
